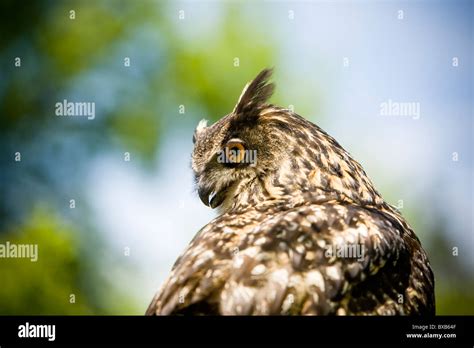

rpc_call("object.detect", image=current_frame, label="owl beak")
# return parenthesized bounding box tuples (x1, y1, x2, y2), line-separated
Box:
(198, 184, 228, 208)
(198, 185, 212, 207)
(209, 189, 227, 209)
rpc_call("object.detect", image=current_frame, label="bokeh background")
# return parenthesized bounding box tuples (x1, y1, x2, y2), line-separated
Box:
(0, 0, 472, 315)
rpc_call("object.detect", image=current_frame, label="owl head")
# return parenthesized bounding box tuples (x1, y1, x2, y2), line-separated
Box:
(192, 69, 382, 213)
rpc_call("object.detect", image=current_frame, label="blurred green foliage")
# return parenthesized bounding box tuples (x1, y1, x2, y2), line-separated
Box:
(0, 208, 85, 314)
(0, 207, 136, 314)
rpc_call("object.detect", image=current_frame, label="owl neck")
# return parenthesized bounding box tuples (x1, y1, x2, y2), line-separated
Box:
(221, 167, 385, 215)
(221, 151, 386, 214)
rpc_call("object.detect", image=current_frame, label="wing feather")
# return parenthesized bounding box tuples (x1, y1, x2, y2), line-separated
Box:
(146, 202, 426, 315)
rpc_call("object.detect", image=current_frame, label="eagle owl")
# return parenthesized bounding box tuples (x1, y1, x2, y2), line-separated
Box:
(146, 69, 435, 315)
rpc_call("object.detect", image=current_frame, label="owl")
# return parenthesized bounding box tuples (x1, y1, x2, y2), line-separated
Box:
(146, 68, 435, 315)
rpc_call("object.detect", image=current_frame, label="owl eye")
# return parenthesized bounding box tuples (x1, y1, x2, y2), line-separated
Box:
(224, 140, 246, 164)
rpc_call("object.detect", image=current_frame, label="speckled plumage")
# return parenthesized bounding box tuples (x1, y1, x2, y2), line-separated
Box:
(146, 69, 435, 315)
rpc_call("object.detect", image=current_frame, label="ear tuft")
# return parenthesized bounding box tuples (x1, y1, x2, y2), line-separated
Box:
(233, 68, 275, 116)
(196, 119, 208, 133)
